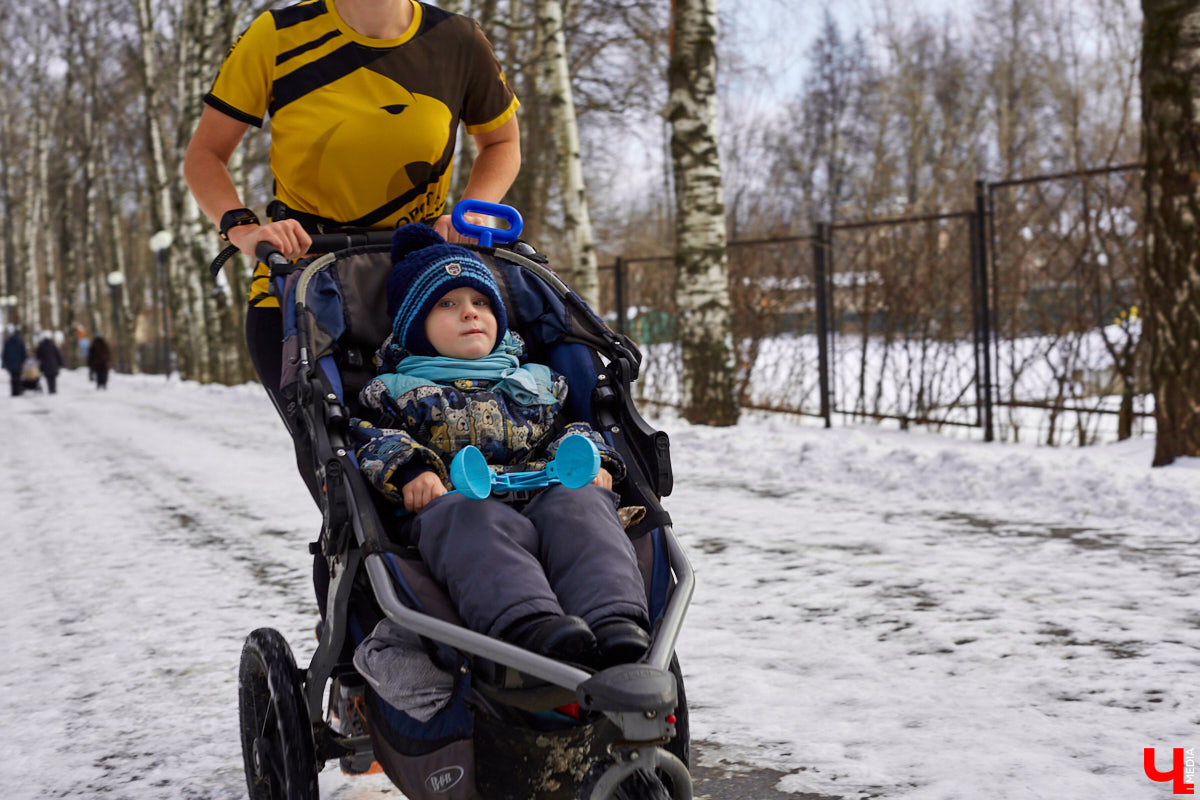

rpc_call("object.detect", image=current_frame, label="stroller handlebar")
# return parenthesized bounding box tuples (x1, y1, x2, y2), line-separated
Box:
(212, 202, 525, 277)
(305, 230, 397, 255)
(256, 230, 397, 269)
(208, 231, 399, 279)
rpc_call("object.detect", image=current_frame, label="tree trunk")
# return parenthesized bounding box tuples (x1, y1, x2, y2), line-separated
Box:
(536, 0, 601, 307)
(0, 79, 14, 305)
(22, 106, 48, 336)
(176, 0, 233, 384)
(1141, 0, 1200, 465)
(668, 0, 738, 426)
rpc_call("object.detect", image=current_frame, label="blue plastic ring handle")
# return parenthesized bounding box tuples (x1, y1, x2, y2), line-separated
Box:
(548, 434, 601, 490)
(449, 445, 493, 500)
(451, 200, 524, 248)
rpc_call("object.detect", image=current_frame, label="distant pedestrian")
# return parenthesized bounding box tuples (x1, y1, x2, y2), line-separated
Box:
(75, 323, 90, 365)
(88, 335, 112, 390)
(3, 326, 27, 397)
(36, 331, 63, 394)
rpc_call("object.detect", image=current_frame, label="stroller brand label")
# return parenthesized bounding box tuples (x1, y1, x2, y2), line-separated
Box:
(425, 765, 465, 793)
(1145, 748, 1196, 794)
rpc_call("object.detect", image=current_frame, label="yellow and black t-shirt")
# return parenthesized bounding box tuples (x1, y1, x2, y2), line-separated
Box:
(206, 0, 518, 307)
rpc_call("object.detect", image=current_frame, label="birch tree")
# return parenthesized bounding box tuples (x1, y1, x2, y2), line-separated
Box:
(21, 71, 50, 336)
(1140, 0, 1200, 464)
(536, 0, 601, 306)
(133, 0, 188, 376)
(668, 0, 737, 426)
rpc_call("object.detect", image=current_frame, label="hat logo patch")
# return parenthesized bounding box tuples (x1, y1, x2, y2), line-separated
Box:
(444, 262, 463, 276)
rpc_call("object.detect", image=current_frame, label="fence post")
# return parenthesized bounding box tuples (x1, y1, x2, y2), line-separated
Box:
(971, 180, 995, 442)
(613, 257, 626, 336)
(813, 223, 833, 429)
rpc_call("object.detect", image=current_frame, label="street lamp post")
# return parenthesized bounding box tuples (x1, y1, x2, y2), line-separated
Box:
(149, 230, 174, 378)
(105, 271, 126, 373)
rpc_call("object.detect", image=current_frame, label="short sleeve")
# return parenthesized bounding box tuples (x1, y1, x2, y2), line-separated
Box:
(204, 12, 277, 128)
(461, 20, 519, 135)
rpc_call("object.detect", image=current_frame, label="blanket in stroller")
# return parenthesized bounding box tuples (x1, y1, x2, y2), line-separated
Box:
(354, 618, 455, 722)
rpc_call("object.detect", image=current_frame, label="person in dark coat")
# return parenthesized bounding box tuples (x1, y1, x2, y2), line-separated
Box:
(87, 335, 112, 390)
(2, 326, 26, 397)
(35, 332, 63, 394)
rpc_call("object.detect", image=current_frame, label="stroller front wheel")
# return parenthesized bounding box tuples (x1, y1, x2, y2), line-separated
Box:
(238, 628, 320, 800)
(613, 769, 673, 800)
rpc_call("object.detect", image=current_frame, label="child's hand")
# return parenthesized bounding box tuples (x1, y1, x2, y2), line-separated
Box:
(403, 471, 447, 513)
(591, 467, 613, 491)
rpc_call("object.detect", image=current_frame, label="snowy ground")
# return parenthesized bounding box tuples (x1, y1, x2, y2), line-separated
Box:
(1, 369, 1197, 799)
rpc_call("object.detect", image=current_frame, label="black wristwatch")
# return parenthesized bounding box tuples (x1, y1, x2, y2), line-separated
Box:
(219, 208, 260, 241)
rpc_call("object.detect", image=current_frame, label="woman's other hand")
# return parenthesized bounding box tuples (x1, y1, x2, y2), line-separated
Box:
(434, 211, 489, 245)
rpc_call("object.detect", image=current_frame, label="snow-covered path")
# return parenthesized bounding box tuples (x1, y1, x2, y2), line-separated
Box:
(1, 370, 1197, 800)
(0, 372, 330, 799)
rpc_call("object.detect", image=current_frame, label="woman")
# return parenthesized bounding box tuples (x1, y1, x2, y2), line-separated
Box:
(183, 2, 520, 774)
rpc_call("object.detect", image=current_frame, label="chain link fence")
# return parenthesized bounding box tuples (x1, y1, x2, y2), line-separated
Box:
(596, 164, 1152, 446)
(988, 164, 1148, 445)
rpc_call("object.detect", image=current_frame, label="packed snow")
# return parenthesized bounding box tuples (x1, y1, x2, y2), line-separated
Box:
(1, 369, 1196, 800)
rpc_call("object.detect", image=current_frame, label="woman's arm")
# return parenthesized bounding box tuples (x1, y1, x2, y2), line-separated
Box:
(183, 106, 311, 258)
(434, 115, 522, 243)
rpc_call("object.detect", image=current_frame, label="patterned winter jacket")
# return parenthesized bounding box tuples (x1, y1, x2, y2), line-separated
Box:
(350, 339, 624, 506)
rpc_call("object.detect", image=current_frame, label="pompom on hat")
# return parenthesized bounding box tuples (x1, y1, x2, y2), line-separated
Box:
(385, 223, 508, 356)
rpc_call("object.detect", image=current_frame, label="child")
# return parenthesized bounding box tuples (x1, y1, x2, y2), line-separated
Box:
(351, 224, 650, 666)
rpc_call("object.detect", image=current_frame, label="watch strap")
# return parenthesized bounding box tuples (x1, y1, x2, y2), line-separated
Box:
(219, 208, 260, 241)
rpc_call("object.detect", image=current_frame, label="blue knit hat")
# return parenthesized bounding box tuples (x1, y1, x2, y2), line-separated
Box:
(385, 224, 508, 356)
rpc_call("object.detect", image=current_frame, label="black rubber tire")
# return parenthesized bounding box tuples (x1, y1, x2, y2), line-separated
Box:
(613, 769, 672, 800)
(238, 628, 320, 800)
(665, 654, 690, 769)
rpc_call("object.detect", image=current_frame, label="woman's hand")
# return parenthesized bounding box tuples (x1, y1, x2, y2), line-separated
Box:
(227, 219, 312, 260)
(433, 211, 490, 245)
(591, 467, 613, 491)
(403, 470, 447, 513)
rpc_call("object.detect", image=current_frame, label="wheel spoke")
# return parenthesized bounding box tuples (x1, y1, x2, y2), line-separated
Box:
(259, 694, 276, 739)
(256, 734, 288, 789)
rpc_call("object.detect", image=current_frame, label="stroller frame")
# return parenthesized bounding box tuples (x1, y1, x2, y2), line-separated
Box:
(238, 234, 695, 800)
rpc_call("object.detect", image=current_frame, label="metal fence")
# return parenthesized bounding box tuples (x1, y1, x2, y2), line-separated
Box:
(597, 164, 1153, 446)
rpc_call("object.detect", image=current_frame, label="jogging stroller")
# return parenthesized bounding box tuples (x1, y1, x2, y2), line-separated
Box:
(224, 201, 694, 800)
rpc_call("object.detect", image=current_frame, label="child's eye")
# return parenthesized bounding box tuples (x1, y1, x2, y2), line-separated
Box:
(472, 298, 489, 307)
(437, 299, 455, 309)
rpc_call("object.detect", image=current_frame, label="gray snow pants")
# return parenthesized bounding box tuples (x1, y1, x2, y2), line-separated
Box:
(411, 484, 648, 639)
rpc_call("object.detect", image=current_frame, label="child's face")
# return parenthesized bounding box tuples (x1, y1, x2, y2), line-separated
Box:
(424, 287, 498, 359)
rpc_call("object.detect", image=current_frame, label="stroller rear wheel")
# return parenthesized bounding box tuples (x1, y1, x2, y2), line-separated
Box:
(238, 628, 320, 800)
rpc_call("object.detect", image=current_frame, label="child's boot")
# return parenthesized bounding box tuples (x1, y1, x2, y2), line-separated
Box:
(592, 618, 650, 666)
(506, 614, 597, 662)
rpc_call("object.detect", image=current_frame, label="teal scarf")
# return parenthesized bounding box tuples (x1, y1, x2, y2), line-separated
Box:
(376, 331, 557, 406)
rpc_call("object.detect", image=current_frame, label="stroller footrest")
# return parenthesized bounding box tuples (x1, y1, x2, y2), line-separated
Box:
(576, 664, 676, 715)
